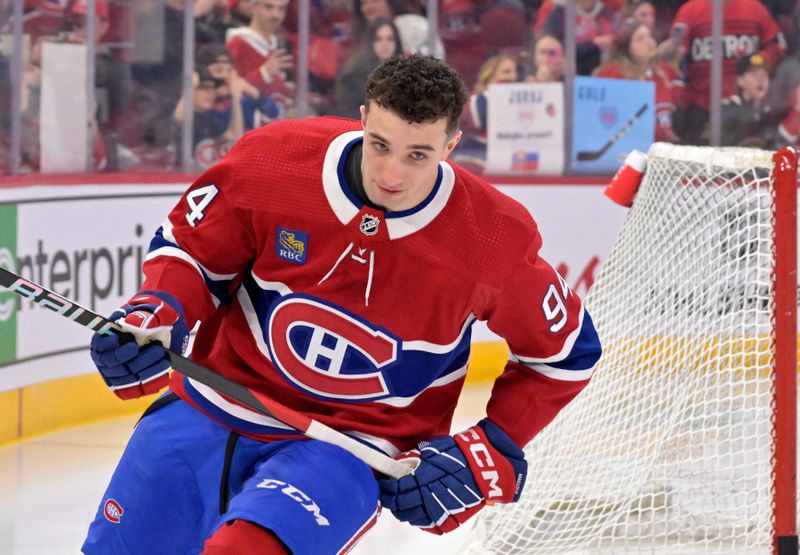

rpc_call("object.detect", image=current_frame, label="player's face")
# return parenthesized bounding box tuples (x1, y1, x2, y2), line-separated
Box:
(360, 103, 461, 212)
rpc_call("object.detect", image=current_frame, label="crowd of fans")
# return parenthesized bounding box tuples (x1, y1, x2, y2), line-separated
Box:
(1, 0, 799, 174)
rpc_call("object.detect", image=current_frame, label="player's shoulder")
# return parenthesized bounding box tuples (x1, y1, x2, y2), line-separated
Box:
(240, 116, 361, 147)
(222, 117, 360, 171)
(210, 117, 360, 206)
(439, 163, 541, 288)
(449, 162, 539, 241)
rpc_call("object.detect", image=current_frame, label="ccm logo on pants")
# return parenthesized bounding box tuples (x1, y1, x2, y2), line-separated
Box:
(257, 479, 330, 526)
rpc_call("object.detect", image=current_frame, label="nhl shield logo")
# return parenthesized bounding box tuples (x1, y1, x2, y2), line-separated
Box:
(360, 214, 380, 236)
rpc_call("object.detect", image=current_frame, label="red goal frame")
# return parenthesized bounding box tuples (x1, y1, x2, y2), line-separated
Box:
(773, 146, 797, 555)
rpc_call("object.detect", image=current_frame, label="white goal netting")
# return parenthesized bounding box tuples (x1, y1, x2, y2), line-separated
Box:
(471, 144, 797, 554)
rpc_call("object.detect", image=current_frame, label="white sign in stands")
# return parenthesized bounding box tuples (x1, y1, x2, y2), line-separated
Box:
(486, 82, 565, 175)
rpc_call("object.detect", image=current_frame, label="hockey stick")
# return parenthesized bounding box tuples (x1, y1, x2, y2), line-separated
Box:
(0, 267, 412, 479)
(576, 103, 649, 162)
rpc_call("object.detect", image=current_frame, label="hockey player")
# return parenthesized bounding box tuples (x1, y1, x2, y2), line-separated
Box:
(83, 54, 602, 554)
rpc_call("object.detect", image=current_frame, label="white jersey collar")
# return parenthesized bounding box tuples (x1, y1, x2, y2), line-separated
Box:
(322, 130, 455, 240)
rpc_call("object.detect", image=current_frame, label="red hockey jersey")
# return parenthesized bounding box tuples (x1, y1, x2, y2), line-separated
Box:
(143, 117, 602, 454)
(673, 0, 785, 110)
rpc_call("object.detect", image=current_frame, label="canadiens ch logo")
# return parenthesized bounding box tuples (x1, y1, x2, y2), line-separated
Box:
(359, 214, 380, 236)
(267, 295, 399, 400)
(104, 499, 124, 523)
(276, 227, 308, 265)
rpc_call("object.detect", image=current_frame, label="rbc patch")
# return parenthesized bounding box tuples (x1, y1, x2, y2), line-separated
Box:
(276, 227, 308, 265)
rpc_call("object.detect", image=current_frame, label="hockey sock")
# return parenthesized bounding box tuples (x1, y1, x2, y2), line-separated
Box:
(201, 520, 290, 555)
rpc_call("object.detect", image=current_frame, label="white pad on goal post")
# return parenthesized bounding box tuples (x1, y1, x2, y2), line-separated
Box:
(470, 143, 798, 555)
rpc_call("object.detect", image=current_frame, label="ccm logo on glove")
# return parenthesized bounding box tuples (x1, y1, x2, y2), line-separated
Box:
(454, 424, 522, 502)
(457, 429, 504, 498)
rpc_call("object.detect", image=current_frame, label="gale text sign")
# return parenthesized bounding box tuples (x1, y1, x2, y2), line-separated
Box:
(572, 77, 655, 174)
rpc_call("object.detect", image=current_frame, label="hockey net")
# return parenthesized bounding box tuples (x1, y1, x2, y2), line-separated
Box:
(471, 144, 798, 554)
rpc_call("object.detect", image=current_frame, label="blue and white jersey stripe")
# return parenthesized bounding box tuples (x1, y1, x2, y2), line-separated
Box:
(146, 219, 238, 307)
(511, 308, 600, 382)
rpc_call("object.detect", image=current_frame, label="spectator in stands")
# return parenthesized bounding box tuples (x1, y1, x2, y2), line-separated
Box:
(173, 66, 244, 170)
(19, 0, 71, 44)
(198, 43, 237, 82)
(350, 0, 405, 42)
(541, 0, 619, 75)
(525, 34, 565, 82)
(226, 0, 295, 112)
(330, 18, 403, 118)
(766, 11, 800, 120)
(594, 19, 683, 142)
(453, 53, 520, 172)
(721, 53, 798, 148)
(197, 43, 282, 129)
(669, 0, 786, 145)
(534, 0, 622, 36)
(351, 0, 443, 59)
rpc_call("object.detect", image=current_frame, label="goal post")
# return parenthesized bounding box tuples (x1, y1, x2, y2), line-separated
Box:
(772, 146, 797, 555)
(471, 144, 798, 554)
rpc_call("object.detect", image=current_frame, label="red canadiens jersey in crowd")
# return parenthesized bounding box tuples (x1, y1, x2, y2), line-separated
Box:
(673, 0, 785, 110)
(225, 27, 294, 103)
(143, 117, 602, 454)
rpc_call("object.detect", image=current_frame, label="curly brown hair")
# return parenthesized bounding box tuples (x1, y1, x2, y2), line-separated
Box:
(365, 54, 468, 136)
